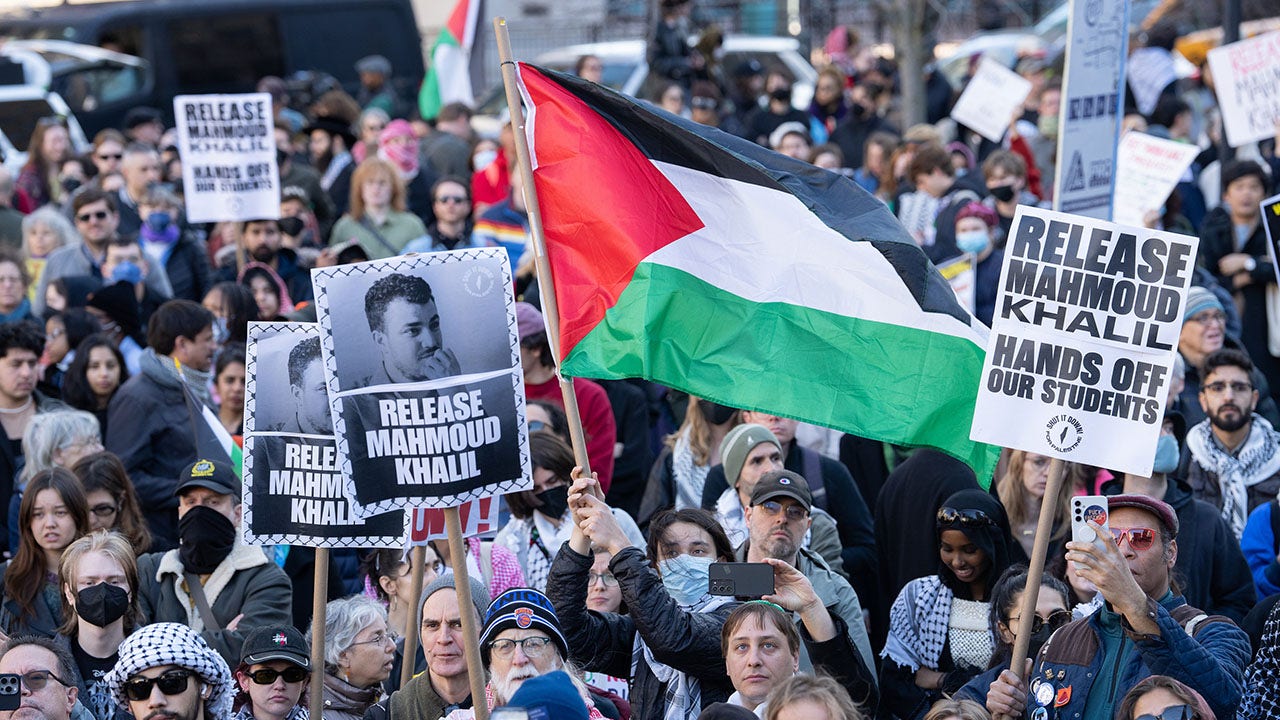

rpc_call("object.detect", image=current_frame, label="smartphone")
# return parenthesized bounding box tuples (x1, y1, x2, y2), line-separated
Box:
(709, 562, 775, 599)
(1071, 495, 1111, 544)
(0, 674, 18, 712)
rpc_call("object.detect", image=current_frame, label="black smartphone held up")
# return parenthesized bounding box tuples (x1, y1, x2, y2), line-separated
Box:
(0, 674, 19, 712)
(709, 562, 775, 599)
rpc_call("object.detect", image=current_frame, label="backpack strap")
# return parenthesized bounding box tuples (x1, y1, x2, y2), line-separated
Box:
(1270, 499, 1280, 555)
(801, 447, 827, 510)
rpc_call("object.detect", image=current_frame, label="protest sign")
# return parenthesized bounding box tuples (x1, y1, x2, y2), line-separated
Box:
(1111, 132, 1201, 227)
(1207, 32, 1280, 148)
(1053, 0, 1129, 219)
(241, 322, 407, 547)
(313, 248, 531, 516)
(410, 498, 501, 544)
(173, 92, 280, 223)
(970, 206, 1198, 476)
(938, 254, 977, 315)
(950, 56, 1033, 142)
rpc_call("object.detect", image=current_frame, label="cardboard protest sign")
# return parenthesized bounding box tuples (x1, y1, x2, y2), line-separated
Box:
(241, 322, 407, 547)
(1112, 132, 1201, 227)
(1054, 0, 1129, 219)
(970, 207, 1198, 475)
(313, 249, 531, 516)
(938, 254, 977, 315)
(950, 56, 1033, 143)
(1207, 32, 1280, 148)
(173, 92, 280, 223)
(409, 498, 501, 544)
(1264, 194, 1280, 279)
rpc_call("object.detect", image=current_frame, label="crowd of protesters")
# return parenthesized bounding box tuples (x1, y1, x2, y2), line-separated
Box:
(0, 2, 1276, 718)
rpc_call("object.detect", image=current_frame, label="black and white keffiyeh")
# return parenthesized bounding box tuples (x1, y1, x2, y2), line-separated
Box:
(1186, 414, 1280, 537)
(882, 574, 954, 672)
(104, 622, 234, 718)
(1240, 604, 1280, 720)
(631, 593, 734, 720)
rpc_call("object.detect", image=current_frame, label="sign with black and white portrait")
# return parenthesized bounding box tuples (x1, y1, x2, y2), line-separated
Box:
(312, 249, 532, 516)
(242, 321, 408, 547)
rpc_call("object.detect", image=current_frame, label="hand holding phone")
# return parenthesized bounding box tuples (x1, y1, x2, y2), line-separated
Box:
(708, 562, 775, 599)
(1071, 496, 1111, 544)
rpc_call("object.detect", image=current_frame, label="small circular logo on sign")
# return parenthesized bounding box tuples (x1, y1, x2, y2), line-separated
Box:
(463, 265, 496, 297)
(1045, 414, 1083, 453)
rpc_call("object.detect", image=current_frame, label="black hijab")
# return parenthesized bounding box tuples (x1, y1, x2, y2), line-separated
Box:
(936, 488, 1014, 600)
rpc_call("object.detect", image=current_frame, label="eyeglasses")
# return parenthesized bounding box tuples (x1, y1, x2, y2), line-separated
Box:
(123, 670, 192, 701)
(76, 211, 110, 223)
(756, 500, 808, 522)
(488, 636, 553, 659)
(1008, 609, 1072, 634)
(89, 503, 119, 518)
(1111, 527, 1157, 552)
(15, 670, 71, 692)
(0, 276, 23, 286)
(434, 195, 468, 204)
(349, 630, 396, 648)
(690, 97, 718, 110)
(1203, 381, 1252, 395)
(937, 507, 996, 528)
(1187, 311, 1226, 325)
(96, 153, 123, 161)
(1135, 705, 1199, 720)
(588, 571, 618, 587)
(245, 667, 308, 685)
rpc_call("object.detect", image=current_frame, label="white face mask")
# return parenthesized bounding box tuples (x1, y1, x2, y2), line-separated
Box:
(473, 149, 498, 171)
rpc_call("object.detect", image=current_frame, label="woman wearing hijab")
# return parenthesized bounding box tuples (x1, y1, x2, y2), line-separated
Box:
(880, 488, 1014, 720)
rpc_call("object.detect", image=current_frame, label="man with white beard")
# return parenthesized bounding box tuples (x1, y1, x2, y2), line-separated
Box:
(443, 589, 621, 719)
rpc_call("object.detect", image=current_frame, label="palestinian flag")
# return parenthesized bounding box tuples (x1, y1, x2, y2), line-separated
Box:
(516, 65, 1000, 481)
(177, 361, 244, 479)
(420, 0, 482, 120)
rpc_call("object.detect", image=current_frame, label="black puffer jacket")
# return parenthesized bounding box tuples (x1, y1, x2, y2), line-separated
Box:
(160, 231, 213, 302)
(546, 544, 737, 720)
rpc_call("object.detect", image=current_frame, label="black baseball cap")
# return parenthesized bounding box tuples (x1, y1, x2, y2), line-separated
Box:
(241, 626, 311, 669)
(749, 470, 812, 511)
(174, 458, 239, 497)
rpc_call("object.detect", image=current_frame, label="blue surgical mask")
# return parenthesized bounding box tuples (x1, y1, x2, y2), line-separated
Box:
(110, 260, 143, 285)
(212, 316, 230, 345)
(473, 149, 497, 171)
(956, 230, 990, 255)
(145, 211, 172, 232)
(1152, 434, 1179, 474)
(658, 554, 713, 606)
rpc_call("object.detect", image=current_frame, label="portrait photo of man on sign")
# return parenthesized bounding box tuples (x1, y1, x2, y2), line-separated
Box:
(364, 273, 462, 386)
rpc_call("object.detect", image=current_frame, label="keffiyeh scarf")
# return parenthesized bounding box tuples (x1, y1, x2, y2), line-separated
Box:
(672, 429, 710, 512)
(1240, 604, 1280, 720)
(882, 574, 954, 672)
(632, 593, 733, 720)
(105, 622, 234, 719)
(1185, 414, 1280, 537)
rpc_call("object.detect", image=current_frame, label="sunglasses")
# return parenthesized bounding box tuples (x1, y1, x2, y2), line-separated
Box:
(245, 667, 308, 685)
(96, 153, 123, 161)
(90, 503, 118, 518)
(434, 195, 468, 204)
(1008, 609, 1072, 634)
(123, 669, 192, 701)
(1135, 705, 1198, 720)
(1111, 527, 1157, 552)
(936, 507, 996, 528)
(15, 670, 70, 692)
(76, 210, 110, 223)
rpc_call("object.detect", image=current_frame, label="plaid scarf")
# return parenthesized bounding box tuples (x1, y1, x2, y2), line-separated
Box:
(1186, 414, 1280, 537)
(631, 594, 733, 720)
(672, 429, 711, 511)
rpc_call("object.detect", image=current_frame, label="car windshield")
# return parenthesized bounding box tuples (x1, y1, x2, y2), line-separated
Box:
(0, 98, 61, 152)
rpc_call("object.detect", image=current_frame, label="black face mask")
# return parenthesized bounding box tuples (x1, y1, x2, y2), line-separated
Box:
(989, 184, 1016, 202)
(278, 216, 305, 237)
(75, 582, 130, 628)
(851, 102, 871, 119)
(178, 505, 236, 574)
(699, 400, 736, 425)
(770, 87, 792, 103)
(535, 485, 569, 519)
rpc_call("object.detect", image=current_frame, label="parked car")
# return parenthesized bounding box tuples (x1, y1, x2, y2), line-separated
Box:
(0, 0, 424, 134)
(472, 35, 817, 138)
